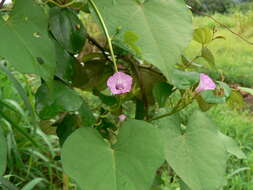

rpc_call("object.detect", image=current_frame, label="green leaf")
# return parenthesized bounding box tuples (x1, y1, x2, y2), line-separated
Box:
(93, 89, 118, 106)
(138, 67, 166, 105)
(238, 87, 253, 96)
(72, 60, 113, 90)
(92, 0, 192, 81)
(201, 47, 215, 68)
(0, 0, 56, 81)
(217, 81, 231, 98)
(49, 7, 87, 54)
(196, 95, 213, 112)
(78, 102, 96, 127)
(171, 70, 200, 90)
(56, 114, 79, 146)
(35, 81, 83, 120)
(152, 82, 173, 108)
(218, 132, 246, 159)
(156, 111, 227, 190)
(193, 27, 213, 45)
(200, 90, 226, 104)
(62, 120, 164, 190)
(54, 42, 76, 85)
(0, 126, 7, 175)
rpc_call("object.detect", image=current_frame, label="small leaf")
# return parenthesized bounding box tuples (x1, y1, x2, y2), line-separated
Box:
(218, 132, 246, 159)
(238, 87, 253, 96)
(49, 7, 87, 54)
(93, 89, 118, 106)
(78, 102, 96, 127)
(217, 81, 232, 98)
(193, 27, 213, 45)
(200, 90, 226, 104)
(171, 70, 200, 90)
(35, 81, 83, 120)
(62, 120, 164, 190)
(201, 47, 215, 68)
(152, 82, 173, 108)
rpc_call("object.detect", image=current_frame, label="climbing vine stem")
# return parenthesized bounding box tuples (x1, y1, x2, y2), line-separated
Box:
(88, 0, 118, 72)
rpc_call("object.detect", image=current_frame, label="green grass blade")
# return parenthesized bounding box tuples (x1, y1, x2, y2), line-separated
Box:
(0, 61, 37, 127)
(21, 178, 45, 190)
(0, 110, 39, 148)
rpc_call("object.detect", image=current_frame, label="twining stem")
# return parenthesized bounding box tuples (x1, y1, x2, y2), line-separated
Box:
(149, 93, 196, 121)
(88, 0, 118, 72)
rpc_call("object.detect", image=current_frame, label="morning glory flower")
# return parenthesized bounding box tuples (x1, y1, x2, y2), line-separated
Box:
(196, 73, 216, 93)
(119, 114, 127, 122)
(107, 72, 133, 95)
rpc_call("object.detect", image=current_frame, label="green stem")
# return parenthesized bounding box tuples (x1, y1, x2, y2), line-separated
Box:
(149, 95, 195, 122)
(88, 0, 118, 72)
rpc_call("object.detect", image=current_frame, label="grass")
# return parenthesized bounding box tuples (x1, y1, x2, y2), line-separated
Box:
(208, 105, 253, 190)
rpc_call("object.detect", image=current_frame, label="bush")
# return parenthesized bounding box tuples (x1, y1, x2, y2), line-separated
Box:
(186, 0, 235, 13)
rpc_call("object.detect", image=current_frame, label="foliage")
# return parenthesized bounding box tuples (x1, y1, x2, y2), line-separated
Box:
(0, 0, 251, 190)
(186, 0, 235, 13)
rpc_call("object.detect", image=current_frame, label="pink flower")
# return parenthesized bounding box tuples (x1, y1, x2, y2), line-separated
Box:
(196, 73, 216, 93)
(107, 72, 133, 95)
(119, 114, 127, 122)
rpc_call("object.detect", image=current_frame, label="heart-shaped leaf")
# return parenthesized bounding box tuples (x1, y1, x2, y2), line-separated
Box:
(0, 0, 56, 81)
(156, 111, 227, 190)
(92, 0, 192, 81)
(62, 120, 164, 190)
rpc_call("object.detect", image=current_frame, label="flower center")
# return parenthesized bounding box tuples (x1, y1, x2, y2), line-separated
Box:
(116, 83, 125, 90)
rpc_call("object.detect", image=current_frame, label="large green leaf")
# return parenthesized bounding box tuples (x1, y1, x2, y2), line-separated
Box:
(49, 7, 87, 54)
(35, 81, 83, 120)
(62, 120, 164, 190)
(0, 126, 7, 175)
(0, 0, 56, 81)
(156, 111, 227, 190)
(92, 0, 192, 81)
